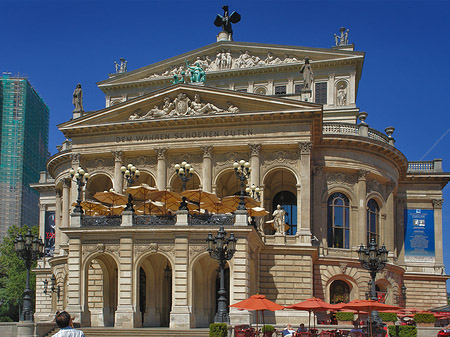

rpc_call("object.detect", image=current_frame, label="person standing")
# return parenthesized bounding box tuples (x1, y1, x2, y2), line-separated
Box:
(52, 311, 85, 337)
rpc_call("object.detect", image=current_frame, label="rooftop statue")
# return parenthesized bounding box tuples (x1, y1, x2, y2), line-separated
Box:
(72, 83, 83, 112)
(214, 5, 241, 34)
(299, 57, 314, 91)
(185, 60, 206, 83)
(334, 27, 350, 46)
(114, 57, 128, 73)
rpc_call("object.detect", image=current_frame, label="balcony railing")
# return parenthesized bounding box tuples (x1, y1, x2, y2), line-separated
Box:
(323, 123, 392, 146)
(407, 159, 443, 172)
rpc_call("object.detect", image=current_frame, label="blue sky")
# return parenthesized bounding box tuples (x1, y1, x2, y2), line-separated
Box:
(2, 0, 450, 280)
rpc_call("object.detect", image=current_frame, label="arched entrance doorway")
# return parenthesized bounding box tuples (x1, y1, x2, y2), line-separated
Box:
(263, 168, 297, 235)
(192, 254, 230, 327)
(83, 253, 118, 327)
(330, 279, 350, 304)
(136, 253, 172, 327)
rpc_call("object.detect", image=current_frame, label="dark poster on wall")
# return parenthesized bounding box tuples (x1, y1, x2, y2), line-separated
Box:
(45, 211, 55, 256)
(404, 209, 435, 262)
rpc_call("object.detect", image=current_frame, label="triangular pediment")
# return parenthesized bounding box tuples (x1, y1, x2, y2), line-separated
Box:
(59, 84, 322, 137)
(97, 41, 364, 90)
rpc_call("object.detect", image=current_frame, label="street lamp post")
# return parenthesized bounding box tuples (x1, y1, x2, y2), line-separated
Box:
(245, 184, 260, 201)
(14, 228, 44, 321)
(233, 160, 251, 210)
(121, 163, 140, 212)
(175, 161, 194, 210)
(206, 225, 237, 323)
(358, 237, 388, 333)
(69, 167, 90, 213)
(175, 161, 194, 191)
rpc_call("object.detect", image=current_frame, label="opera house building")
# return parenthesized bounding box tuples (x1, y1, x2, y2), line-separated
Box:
(31, 27, 449, 329)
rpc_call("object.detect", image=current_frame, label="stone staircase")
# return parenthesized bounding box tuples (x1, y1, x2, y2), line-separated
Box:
(45, 327, 210, 337)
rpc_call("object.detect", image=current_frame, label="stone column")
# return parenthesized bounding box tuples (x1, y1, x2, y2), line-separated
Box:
(287, 78, 294, 94)
(384, 182, 396, 253)
(229, 237, 251, 325)
(349, 71, 356, 104)
(267, 80, 274, 95)
(66, 238, 83, 323)
(356, 170, 368, 247)
(62, 178, 71, 229)
(298, 142, 312, 235)
(112, 151, 123, 193)
(156, 148, 167, 190)
(55, 190, 62, 254)
(170, 236, 191, 328)
(201, 146, 213, 192)
(328, 73, 335, 106)
(70, 153, 80, 208)
(39, 204, 46, 246)
(433, 199, 444, 268)
(115, 237, 135, 328)
(249, 144, 261, 189)
(248, 81, 254, 93)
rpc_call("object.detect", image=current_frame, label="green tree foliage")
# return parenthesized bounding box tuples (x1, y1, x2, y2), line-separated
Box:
(0, 225, 39, 322)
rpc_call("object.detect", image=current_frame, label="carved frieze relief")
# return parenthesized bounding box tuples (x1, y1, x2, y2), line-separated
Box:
(367, 178, 383, 197)
(82, 243, 120, 260)
(325, 172, 357, 188)
(141, 50, 302, 80)
(189, 245, 206, 260)
(134, 243, 175, 259)
(214, 152, 242, 175)
(128, 93, 240, 121)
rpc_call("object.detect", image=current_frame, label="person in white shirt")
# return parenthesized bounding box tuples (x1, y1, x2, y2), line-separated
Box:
(52, 311, 85, 337)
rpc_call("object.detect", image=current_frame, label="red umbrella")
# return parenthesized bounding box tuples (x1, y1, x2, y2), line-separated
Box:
(340, 300, 400, 337)
(230, 294, 284, 331)
(284, 298, 338, 331)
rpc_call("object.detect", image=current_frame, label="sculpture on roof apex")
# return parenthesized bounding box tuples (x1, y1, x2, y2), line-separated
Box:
(334, 27, 350, 46)
(72, 83, 83, 113)
(114, 57, 128, 73)
(214, 5, 241, 41)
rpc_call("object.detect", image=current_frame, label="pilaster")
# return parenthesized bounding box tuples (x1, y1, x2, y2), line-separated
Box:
(70, 153, 80, 208)
(396, 199, 406, 265)
(433, 199, 444, 268)
(55, 190, 63, 254)
(170, 236, 191, 328)
(384, 182, 395, 252)
(115, 237, 135, 328)
(298, 142, 312, 235)
(357, 170, 368, 247)
(62, 178, 71, 229)
(66, 238, 83, 323)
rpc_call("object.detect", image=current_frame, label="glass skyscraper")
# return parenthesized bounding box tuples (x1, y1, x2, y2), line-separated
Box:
(0, 74, 49, 240)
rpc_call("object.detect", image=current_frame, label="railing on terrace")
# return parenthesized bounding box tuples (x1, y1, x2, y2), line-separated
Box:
(134, 214, 176, 226)
(82, 215, 122, 226)
(188, 214, 235, 226)
(408, 159, 443, 172)
(79, 213, 236, 227)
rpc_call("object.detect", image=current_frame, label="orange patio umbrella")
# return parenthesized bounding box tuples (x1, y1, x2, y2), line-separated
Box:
(340, 300, 400, 337)
(230, 294, 284, 331)
(285, 297, 338, 331)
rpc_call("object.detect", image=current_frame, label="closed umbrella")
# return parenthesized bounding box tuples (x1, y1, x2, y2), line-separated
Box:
(230, 294, 284, 332)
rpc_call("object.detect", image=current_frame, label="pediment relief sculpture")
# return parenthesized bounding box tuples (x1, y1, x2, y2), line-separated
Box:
(128, 93, 240, 120)
(142, 50, 302, 80)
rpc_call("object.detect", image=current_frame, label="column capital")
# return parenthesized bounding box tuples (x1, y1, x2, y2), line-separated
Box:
(433, 199, 444, 209)
(357, 169, 369, 181)
(201, 146, 213, 158)
(70, 153, 80, 165)
(39, 204, 46, 211)
(112, 150, 123, 162)
(249, 143, 261, 157)
(298, 141, 312, 154)
(156, 148, 167, 160)
(62, 178, 71, 188)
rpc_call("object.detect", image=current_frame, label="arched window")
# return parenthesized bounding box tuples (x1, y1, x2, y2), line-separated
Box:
(327, 193, 350, 248)
(330, 280, 350, 304)
(367, 199, 380, 244)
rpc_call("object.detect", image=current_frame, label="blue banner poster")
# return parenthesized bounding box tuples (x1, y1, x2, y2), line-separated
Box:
(404, 209, 435, 262)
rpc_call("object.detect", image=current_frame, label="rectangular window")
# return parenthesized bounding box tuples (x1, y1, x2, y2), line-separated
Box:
(274, 85, 286, 95)
(315, 82, 327, 104)
(294, 84, 303, 94)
